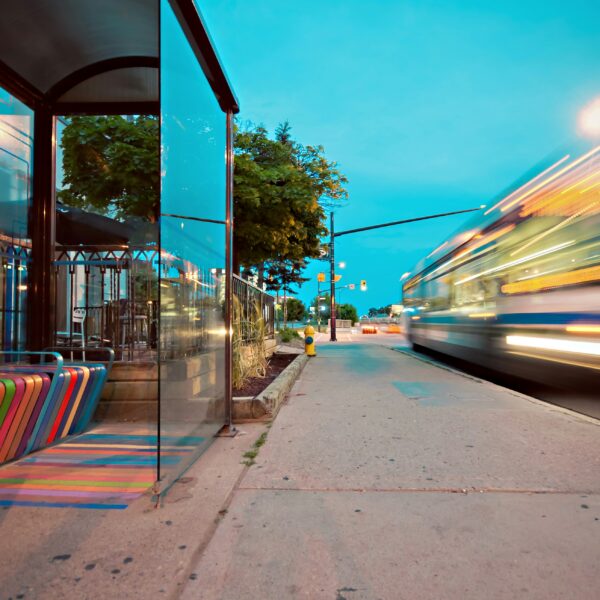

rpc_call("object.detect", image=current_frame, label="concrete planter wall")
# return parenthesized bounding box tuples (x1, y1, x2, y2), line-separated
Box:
(96, 350, 220, 422)
(233, 353, 309, 422)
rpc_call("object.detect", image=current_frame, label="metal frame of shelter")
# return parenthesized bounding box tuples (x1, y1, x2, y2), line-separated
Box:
(0, 0, 239, 487)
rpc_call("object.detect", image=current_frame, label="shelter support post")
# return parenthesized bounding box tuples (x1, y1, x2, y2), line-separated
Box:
(224, 109, 236, 433)
(28, 106, 56, 351)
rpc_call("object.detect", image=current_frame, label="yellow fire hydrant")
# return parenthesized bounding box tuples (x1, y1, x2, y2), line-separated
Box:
(304, 325, 316, 357)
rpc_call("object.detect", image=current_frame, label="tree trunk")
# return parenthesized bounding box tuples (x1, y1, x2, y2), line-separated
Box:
(232, 238, 241, 275)
(256, 262, 265, 289)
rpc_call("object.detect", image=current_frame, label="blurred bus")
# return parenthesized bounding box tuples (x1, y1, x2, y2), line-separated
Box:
(403, 144, 600, 386)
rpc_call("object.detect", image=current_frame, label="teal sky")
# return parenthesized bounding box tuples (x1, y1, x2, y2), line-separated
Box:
(201, 0, 600, 314)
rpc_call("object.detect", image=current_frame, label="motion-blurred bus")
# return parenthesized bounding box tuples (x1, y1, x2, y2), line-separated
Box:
(403, 144, 600, 386)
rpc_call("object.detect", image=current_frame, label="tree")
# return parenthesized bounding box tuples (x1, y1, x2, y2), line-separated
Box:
(265, 259, 308, 319)
(264, 260, 309, 296)
(285, 297, 306, 323)
(233, 122, 348, 282)
(260, 259, 309, 327)
(310, 292, 331, 323)
(275, 120, 293, 146)
(338, 303, 358, 324)
(59, 115, 159, 222)
(368, 305, 392, 318)
(308, 294, 357, 324)
(296, 143, 348, 211)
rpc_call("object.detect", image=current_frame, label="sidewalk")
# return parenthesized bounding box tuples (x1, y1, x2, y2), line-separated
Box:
(181, 342, 600, 600)
(0, 422, 267, 600)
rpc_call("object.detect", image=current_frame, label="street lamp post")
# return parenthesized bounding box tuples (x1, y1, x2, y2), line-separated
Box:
(328, 206, 482, 342)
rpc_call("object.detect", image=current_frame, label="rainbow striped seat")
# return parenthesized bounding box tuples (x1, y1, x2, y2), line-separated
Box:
(0, 350, 112, 465)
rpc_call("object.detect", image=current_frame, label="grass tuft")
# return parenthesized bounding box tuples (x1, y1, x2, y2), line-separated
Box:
(241, 430, 269, 466)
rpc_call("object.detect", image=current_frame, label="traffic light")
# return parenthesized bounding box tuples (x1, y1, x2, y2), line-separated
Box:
(317, 272, 326, 282)
(334, 274, 342, 282)
(360, 280, 367, 291)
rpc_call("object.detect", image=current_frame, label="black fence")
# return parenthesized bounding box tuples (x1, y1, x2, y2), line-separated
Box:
(53, 244, 222, 362)
(53, 245, 159, 362)
(0, 240, 30, 352)
(232, 274, 275, 342)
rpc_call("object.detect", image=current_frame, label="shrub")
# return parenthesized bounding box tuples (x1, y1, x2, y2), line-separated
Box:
(233, 297, 268, 389)
(279, 327, 300, 343)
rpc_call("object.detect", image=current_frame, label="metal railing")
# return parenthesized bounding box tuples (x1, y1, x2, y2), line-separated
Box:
(53, 244, 159, 362)
(232, 274, 275, 342)
(0, 241, 30, 352)
(54, 244, 225, 362)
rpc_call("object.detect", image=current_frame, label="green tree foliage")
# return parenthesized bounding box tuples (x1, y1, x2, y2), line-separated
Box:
(264, 259, 308, 297)
(310, 292, 331, 321)
(368, 305, 392, 318)
(234, 122, 348, 277)
(285, 297, 306, 322)
(279, 327, 301, 343)
(59, 115, 159, 222)
(338, 303, 358, 324)
(308, 293, 357, 324)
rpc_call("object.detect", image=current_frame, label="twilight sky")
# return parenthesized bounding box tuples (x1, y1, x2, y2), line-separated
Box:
(202, 0, 600, 314)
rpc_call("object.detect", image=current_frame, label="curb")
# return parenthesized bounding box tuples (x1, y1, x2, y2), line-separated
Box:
(233, 353, 310, 422)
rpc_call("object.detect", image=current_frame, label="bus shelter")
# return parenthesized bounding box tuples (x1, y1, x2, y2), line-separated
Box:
(0, 0, 238, 495)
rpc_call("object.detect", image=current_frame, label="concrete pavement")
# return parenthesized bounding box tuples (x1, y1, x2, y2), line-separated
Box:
(0, 423, 268, 600)
(182, 342, 600, 600)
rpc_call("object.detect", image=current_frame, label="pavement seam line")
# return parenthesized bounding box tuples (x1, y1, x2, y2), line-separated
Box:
(169, 428, 269, 600)
(237, 486, 599, 495)
(390, 346, 600, 426)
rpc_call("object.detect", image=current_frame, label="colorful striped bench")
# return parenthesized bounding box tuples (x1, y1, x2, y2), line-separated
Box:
(0, 350, 113, 465)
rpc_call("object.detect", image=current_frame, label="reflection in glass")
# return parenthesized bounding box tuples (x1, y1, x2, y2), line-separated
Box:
(54, 115, 160, 469)
(54, 115, 159, 366)
(158, 217, 226, 485)
(0, 87, 33, 351)
(161, 0, 225, 221)
(159, 0, 227, 487)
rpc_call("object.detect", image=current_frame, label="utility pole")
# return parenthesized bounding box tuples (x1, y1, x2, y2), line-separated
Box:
(316, 280, 321, 332)
(328, 206, 481, 342)
(329, 212, 337, 342)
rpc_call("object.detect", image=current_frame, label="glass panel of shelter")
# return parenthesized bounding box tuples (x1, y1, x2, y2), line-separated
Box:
(0, 2, 230, 490)
(53, 114, 160, 474)
(158, 0, 227, 488)
(54, 116, 160, 361)
(0, 86, 33, 352)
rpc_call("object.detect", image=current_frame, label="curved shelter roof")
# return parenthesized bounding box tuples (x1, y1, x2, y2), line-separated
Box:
(0, 0, 238, 113)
